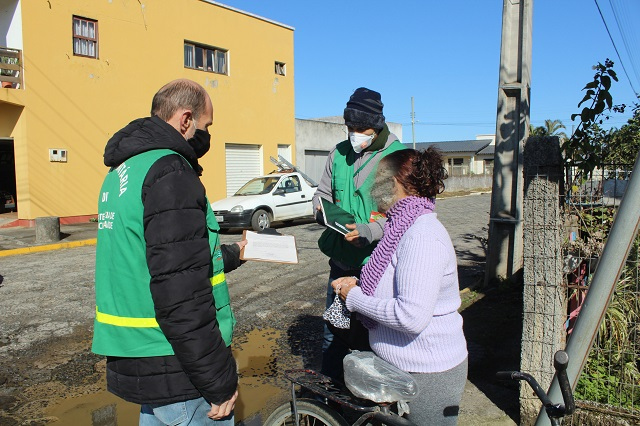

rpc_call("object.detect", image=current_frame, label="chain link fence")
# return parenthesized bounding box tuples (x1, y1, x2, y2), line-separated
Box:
(561, 164, 639, 425)
(521, 157, 639, 424)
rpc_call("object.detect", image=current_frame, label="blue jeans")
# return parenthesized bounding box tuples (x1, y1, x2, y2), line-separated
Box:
(321, 277, 350, 380)
(140, 397, 234, 426)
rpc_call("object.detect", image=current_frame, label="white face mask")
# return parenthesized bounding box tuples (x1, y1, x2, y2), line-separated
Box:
(349, 132, 375, 154)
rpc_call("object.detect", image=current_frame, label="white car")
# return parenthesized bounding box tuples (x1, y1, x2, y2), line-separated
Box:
(210, 172, 317, 231)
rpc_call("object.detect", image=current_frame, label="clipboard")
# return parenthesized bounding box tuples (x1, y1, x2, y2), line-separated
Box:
(240, 229, 299, 264)
(319, 198, 355, 235)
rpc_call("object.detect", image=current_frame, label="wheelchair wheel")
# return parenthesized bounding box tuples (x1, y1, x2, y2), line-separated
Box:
(264, 398, 349, 426)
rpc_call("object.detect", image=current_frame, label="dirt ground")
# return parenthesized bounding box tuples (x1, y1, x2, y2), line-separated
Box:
(0, 193, 521, 425)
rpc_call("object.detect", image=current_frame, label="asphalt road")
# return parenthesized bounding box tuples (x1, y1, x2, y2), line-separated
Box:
(0, 192, 516, 425)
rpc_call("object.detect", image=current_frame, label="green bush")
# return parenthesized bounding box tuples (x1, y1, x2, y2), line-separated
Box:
(576, 350, 639, 409)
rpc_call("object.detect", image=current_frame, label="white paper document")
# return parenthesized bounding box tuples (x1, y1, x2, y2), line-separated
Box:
(240, 230, 299, 264)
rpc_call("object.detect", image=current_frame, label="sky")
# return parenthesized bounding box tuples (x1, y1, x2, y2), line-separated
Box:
(219, 0, 639, 143)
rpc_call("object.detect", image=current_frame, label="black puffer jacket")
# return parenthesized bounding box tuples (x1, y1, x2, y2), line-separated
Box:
(102, 116, 240, 405)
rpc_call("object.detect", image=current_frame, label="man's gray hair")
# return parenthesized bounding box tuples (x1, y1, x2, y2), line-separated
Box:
(151, 79, 208, 121)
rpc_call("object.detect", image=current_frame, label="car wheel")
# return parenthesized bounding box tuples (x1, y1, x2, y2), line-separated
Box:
(251, 209, 271, 231)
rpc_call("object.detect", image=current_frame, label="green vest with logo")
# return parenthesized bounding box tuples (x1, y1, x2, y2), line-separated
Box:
(92, 149, 235, 358)
(318, 139, 406, 267)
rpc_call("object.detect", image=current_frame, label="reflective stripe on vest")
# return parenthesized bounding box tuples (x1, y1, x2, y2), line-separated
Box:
(210, 271, 226, 286)
(95, 272, 226, 328)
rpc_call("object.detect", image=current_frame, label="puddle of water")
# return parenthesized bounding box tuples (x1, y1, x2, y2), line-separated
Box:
(46, 328, 283, 424)
(47, 390, 139, 424)
(233, 328, 283, 421)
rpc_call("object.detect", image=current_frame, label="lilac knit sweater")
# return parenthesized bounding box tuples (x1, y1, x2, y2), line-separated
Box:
(346, 213, 468, 373)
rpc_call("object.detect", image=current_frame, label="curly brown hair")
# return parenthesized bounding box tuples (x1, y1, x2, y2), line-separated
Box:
(380, 147, 447, 198)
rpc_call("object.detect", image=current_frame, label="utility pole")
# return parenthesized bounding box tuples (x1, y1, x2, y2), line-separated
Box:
(411, 96, 416, 149)
(484, 0, 533, 285)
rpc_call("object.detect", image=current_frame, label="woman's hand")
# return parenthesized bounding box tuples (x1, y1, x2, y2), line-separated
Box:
(331, 276, 358, 301)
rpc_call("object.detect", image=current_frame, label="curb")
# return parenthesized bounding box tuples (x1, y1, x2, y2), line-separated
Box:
(437, 190, 491, 200)
(0, 238, 97, 257)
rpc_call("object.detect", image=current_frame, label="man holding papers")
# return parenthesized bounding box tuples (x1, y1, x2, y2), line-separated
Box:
(312, 87, 406, 380)
(93, 80, 244, 425)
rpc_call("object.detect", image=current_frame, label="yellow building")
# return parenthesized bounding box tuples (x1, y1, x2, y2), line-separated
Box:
(0, 0, 294, 225)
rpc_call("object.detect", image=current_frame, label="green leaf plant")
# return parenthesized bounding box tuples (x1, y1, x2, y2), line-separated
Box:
(563, 59, 627, 183)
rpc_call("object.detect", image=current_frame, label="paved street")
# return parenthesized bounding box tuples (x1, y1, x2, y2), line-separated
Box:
(0, 192, 515, 425)
(0, 193, 492, 354)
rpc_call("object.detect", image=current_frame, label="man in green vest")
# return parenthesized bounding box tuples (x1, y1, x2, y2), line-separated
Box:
(313, 87, 406, 379)
(92, 79, 245, 425)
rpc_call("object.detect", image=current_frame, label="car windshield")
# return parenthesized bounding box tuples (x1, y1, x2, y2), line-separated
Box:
(235, 176, 281, 196)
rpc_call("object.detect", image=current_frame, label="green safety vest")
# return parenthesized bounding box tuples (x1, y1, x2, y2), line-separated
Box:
(92, 149, 235, 359)
(318, 139, 406, 267)
(205, 197, 237, 346)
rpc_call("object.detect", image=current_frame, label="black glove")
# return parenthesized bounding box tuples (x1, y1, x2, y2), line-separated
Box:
(221, 243, 245, 273)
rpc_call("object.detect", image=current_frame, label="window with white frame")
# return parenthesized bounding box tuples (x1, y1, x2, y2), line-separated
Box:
(448, 157, 466, 176)
(184, 42, 228, 75)
(275, 61, 286, 76)
(484, 159, 494, 175)
(73, 16, 98, 58)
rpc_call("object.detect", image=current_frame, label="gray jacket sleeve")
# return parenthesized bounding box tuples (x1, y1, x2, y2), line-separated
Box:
(312, 148, 337, 225)
(355, 218, 387, 245)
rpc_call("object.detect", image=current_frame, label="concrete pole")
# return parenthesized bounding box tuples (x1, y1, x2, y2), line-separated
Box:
(521, 136, 566, 424)
(535, 149, 640, 425)
(485, 0, 532, 285)
(411, 96, 416, 150)
(35, 216, 60, 244)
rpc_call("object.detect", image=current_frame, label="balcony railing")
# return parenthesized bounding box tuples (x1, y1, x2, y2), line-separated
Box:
(1, 47, 22, 89)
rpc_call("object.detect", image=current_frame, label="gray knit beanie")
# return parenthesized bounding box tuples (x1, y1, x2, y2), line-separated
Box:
(343, 87, 385, 131)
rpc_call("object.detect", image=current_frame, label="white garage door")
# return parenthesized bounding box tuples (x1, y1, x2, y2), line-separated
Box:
(304, 150, 330, 184)
(225, 144, 263, 197)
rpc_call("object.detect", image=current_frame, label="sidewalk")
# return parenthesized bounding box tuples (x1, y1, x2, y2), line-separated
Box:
(0, 211, 18, 228)
(0, 219, 98, 255)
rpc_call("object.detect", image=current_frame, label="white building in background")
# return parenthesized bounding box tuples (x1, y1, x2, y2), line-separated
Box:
(415, 135, 496, 176)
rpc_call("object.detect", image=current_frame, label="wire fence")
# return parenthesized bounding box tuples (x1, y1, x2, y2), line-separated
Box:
(561, 164, 639, 424)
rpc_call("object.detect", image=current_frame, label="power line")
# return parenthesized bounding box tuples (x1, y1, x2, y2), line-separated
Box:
(594, 0, 639, 96)
(397, 118, 630, 127)
(398, 122, 495, 127)
(608, 0, 640, 93)
(411, 96, 416, 149)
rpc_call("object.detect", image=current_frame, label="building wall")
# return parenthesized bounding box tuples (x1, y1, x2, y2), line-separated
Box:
(474, 153, 494, 174)
(294, 117, 403, 181)
(0, 0, 294, 220)
(295, 119, 348, 159)
(440, 153, 495, 176)
(444, 174, 493, 192)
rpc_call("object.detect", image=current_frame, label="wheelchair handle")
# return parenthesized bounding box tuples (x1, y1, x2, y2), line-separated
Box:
(554, 351, 575, 415)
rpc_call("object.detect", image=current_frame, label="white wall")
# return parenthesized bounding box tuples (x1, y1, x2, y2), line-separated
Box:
(0, 0, 22, 49)
(445, 175, 493, 192)
(295, 117, 403, 173)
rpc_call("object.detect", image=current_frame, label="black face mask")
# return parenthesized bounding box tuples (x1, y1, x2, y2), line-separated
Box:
(187, 129, 211, 158)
